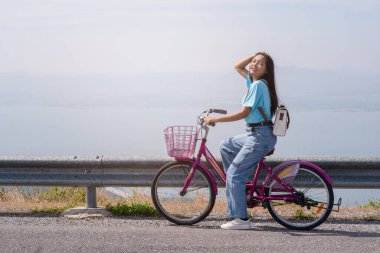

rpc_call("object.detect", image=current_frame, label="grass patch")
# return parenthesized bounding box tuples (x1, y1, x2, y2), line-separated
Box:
(0, 187, 160, 217)
(0, 186, 86, 214)
(270, 200, 285, 206)
(360, 200, 380, 209)
(106, 202, 160, 217)
(37, 187, 86, 205)
(0, 186, 86, 204)
(292, 209, 315, 220)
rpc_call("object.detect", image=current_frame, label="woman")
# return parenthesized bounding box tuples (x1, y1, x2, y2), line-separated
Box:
(204, 52, 278, 230)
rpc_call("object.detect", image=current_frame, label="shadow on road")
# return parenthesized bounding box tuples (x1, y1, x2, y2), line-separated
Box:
(184, 223, 380, 238)
(182, 219, 380, 237)
(255, 225, 380, 238)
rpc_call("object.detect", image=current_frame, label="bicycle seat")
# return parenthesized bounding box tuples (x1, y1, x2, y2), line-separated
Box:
(264, 148, 275, 157)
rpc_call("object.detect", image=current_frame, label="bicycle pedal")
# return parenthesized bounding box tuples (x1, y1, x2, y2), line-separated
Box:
(247, 200, 261, 208)
(246, 196, 260, 208)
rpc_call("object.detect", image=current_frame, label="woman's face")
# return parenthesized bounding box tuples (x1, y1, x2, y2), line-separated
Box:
(249, 54, 267, 79)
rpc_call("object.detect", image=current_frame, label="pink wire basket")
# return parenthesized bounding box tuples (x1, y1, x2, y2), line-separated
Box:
(164, 125, 200, 159)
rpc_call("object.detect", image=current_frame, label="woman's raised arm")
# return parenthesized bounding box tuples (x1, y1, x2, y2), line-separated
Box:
(234, 55, 254, 79)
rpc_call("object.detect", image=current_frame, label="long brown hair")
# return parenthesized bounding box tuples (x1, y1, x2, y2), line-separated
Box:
(254, 52, 279, 117)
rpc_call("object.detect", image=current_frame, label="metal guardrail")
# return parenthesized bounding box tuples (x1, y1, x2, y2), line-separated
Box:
(0, 156, 379, 208)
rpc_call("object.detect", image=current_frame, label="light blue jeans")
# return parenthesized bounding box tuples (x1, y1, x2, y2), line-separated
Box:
(220, 125, 277, 219)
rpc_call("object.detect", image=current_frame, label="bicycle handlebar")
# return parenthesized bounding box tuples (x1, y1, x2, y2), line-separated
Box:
(209, 109, 227, 114)
(200, 108, 227, 127)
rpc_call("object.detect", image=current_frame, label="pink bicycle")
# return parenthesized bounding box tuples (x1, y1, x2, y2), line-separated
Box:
(151, 109, 341, 230)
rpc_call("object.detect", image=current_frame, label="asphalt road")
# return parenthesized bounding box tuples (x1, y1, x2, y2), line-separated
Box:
(0, 215, 379, 253)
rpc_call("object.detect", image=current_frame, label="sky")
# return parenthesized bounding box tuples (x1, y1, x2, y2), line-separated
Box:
(0, 0, 379, 157)
(0, 0, 379, 74)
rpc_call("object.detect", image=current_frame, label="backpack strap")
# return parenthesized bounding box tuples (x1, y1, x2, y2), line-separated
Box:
(278, 105, 290, 129)
(258, 107, 270, 123)
(286, 109, 290, 129)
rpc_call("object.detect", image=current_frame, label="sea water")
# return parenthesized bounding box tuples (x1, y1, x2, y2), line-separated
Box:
(0, 71, 379, 205)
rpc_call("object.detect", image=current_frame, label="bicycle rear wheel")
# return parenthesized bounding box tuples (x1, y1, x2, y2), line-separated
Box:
(266, 164, 333, 230)
(151, 161, 216, 225)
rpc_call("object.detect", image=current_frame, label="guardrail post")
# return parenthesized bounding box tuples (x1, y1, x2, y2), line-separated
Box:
(86, 187, 97, 208)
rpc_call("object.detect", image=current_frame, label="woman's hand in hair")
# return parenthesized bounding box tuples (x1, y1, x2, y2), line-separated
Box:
(234, 55, 255, 79)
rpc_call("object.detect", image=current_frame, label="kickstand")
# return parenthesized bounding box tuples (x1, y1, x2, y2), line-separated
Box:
(331, 197, 342, 212)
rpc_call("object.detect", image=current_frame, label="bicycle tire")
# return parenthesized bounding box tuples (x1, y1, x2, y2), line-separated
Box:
(266, 164, 334, 230)
(151, 161, 216, 225)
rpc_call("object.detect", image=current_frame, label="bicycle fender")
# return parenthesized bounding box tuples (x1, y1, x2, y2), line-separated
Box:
(299, 161, 333, 185)
(175, 158, 219, 195)
(270, 160, 333, 185)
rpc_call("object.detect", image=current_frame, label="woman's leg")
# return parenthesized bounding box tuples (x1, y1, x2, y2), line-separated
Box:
(225, 128, 276, 219)
(220, 133, 248, 217)
(226, 146, 267, 219)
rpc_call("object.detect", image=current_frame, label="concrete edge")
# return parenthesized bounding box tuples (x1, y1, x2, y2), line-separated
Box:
(62, 207, 112, 219)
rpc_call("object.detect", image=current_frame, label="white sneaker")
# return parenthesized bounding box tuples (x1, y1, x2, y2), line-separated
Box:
(221, 218, 252, 230)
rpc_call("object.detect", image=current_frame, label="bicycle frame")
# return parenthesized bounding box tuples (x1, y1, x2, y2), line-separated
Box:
(177, 137, 308, 204)
(177, 138, 222, 195)
(174, 108, 337, 210)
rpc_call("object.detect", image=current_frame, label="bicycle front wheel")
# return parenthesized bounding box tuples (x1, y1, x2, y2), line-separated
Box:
(266, 164, 334, 230)
(151, 161, 216, 225)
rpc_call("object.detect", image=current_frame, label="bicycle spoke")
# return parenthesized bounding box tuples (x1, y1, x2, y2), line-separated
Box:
(301, 178, 321, 194)
(186, 186, 209, 193)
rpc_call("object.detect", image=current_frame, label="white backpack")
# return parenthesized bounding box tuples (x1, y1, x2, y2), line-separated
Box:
(273, 105, 290, 136)
(259, 104, 290, 136)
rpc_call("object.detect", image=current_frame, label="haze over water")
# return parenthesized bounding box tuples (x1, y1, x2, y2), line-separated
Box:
(1, 68, 379, 158)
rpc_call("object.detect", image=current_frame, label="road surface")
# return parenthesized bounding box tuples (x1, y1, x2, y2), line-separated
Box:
(0, 215, 379, 252)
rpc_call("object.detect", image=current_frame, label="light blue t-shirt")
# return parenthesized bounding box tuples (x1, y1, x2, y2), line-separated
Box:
(242, 74, 272, 123)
